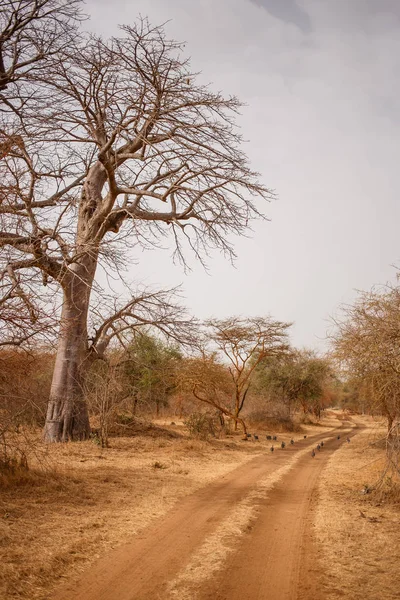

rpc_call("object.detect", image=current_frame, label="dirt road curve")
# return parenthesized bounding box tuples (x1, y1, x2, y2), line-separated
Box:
(54, 424, 355, 600)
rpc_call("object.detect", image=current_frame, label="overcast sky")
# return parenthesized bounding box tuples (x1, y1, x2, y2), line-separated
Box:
(85, 0, 400, 350)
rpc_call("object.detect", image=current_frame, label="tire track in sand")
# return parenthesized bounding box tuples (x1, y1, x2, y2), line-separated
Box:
(53, 425, 354, 600)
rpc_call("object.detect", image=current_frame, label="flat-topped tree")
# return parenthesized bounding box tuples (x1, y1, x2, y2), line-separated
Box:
(179, 353, 247, 435)
(0, 10, 272, 441)
(206, 317, 291, 430)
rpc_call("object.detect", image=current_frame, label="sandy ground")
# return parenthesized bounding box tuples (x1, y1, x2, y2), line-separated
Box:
(53, 422, 347, 600)
(2, 414, 399, 600)
(0, 430, 261, 600)
(313, 416, 400, 600)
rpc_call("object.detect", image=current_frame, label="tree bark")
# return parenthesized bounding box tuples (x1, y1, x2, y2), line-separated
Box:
(43, 258, 97, 442)
(387, 412, 394, 436)
(44, 160, 105, 442)
(233, 389, 241, 431)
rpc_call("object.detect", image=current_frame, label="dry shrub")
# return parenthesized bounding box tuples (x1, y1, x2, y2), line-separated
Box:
(0, 350, 54, 426)
(297, 412, 317, 425)
(0, 456, 28, 488)
(85, 362, 129, 447)
(109, 416, 182, 439)
(0, 426, 52, 488)
(373, 423, 400, 504)
(375, 476, 400, 504)
(247, 411, 300, 433)
(0, 350, 54, 479)
(184, 412, 218, 440)
(0, 461, 48, 489)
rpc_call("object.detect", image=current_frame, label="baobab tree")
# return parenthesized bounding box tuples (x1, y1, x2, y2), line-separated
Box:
(0, 5, 272, 441)
(0, 1, 84, 347)
(0, 0, 83, 92)
(207, 317, 291, 429)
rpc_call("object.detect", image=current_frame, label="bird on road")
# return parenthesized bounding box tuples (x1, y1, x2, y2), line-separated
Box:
(347, 437, 351, 443)
(317, 444, 321, 451)
(253, 434, 259, 441)
(281, 441, 286, 449)
(273, 435, 277, 441)
(304, 435, 307, 439)
(321, 441, 324, 447)
(337, 435, 341, 440)
(270, 445, 274, 452)
(290, 439, 294, 445)
(311, 450, 316, 458)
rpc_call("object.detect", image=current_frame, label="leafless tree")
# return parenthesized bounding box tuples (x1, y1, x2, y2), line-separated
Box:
(206, 317, 291, 429)
(0, 9, 272, 441)
(0, 0, 84, 93)
(331, 286, 400, 434)
(84, 361, 126, 449)
(0, 1, 84, 347)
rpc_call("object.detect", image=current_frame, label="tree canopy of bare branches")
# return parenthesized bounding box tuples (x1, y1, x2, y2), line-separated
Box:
(331, 286, 400, 433)
(0, 6, 272, 441)
(0, 0, 84, 92)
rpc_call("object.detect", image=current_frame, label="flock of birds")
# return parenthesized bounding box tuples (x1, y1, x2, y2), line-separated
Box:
(245, 432, 351, 457)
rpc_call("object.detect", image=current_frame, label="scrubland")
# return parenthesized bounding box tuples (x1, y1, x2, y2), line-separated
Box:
(314, 416, 400, 600)
(0, 414, 399, 600)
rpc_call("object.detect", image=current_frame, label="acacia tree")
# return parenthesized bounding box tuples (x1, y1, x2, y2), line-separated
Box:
(206, 317, 291, 429)
(332, 286, 400, 434)
(0, 6, 272, 441)
(179, 353, 247, 434)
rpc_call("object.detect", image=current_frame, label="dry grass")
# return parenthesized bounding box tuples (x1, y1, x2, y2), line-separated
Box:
(167, 442, 319, 600)
(314, 416, 400, 600)
(0, 414, 342, 600)
(0, 425, 263, 600)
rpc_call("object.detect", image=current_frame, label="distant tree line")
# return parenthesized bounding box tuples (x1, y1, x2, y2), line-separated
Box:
(1, 315, 338, 453)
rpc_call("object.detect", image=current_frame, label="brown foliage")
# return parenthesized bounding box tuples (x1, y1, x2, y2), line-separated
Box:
(0, 349, 54, 425)
(178, 354, 246, 432)
(206, 316, 291, 428)
(332, 286, 400, 431)
(1, 7, 271, 440)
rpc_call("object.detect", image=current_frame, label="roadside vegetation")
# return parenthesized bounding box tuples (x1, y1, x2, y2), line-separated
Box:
(0, 2, 399, 599)
(331, 282, 400, 493)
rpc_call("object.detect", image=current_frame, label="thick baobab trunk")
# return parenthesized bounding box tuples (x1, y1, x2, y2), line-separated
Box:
(44, 160, 106, 442)
(44, 260, 96, 442)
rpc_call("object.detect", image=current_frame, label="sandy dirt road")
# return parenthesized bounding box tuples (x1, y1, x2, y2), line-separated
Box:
(54, 423, 355, 600)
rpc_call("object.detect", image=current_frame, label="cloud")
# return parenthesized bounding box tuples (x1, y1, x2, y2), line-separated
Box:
(249, 0, 312, 32)
(309, 0, 400, 34)
(84, 0, 400, 350)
